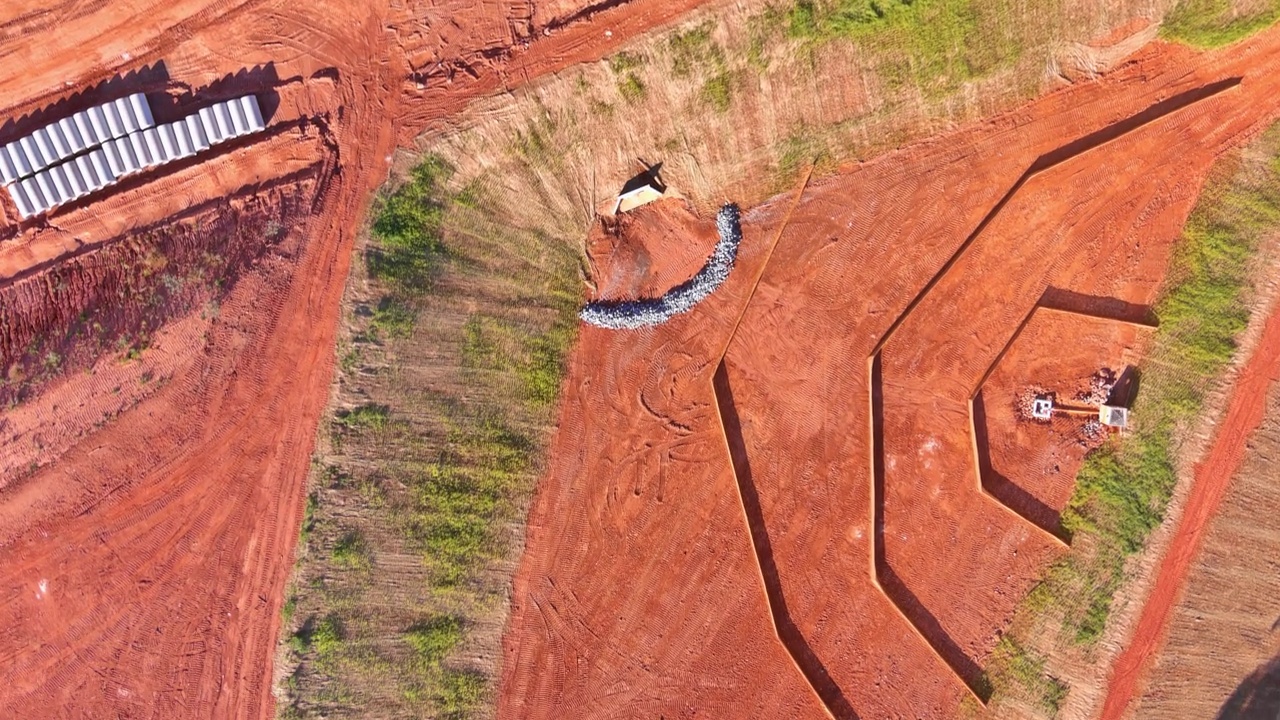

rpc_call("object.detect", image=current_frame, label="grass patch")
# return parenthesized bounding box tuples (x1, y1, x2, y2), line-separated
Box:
(993, 121, 1280, 704)
(371, 296, 416, 339)
(984, 636, 1068, 714)
(368, 157, 452, 294)
(669, 23, 724, 77)
(617, 73, 646, 103)
(702, 72, 735, 112)
(405, 615, 464, 665)
(1162, 0, 1280, 48)
(406, 416, 532, 588)
(280, 150, 580, 716)
(331, 530, 372, 570)
(335, 404, 391, 431)
(438, 669, 488, 719)
(755, 0, 1021, 95)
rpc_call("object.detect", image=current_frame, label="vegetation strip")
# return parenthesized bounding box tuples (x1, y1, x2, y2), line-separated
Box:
(278, 155, 579, 718)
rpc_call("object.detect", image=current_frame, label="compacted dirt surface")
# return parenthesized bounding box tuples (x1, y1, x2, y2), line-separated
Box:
(0, 0, 723, 716)
(501, 29, 1280, 719)
(10, 0, 1280, 716)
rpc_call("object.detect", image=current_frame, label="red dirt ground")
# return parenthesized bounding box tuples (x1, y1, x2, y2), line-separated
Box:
(500, 29, 1280, 719)
(1099, 291, 1280, 718)
(0, 0, 725, 716)
(980, 309, 1154, 537)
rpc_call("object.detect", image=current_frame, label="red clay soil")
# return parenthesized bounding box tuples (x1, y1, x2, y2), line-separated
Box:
(0, 0, 719, 717)
(980, 310, 1154, 537)
(1099, 298, 1280, 718)
(586, 198, 719, 301)
(501, 29, 1280, 719)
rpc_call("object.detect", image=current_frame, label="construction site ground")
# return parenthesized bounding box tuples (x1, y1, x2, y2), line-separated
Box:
(4, 0, 1280, 717)
(500, 29, 1280, 720)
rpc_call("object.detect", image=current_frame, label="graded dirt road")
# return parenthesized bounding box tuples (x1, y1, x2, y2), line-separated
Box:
(0, 0, 722, 716)
(500, 30, 1280, 719)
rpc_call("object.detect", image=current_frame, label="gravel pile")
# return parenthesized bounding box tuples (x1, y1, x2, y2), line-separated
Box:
(1077, 367, 1118, 406)
(580, 203, 742, 330)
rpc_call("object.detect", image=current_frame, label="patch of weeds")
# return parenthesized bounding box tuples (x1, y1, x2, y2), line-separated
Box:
(335, 404, 391, 431)
(405, 417, 531, 588)
(371, 296, 417, 339)
(368, 156, 452, 294)
(669, 23, 724, 76)
(405, 615, 464, 666)
(339, 345, 362, 374)
(702, 72, 735, 112)
(608, 51, 645, 73)
(311, 615, 344, 658)
(617, 73, 646, 103)
(985, 635, 1069, 713)
(513, 113, 559, 164)
(438, 669, 487, 719)
(761, 0, 1022, 95)
(282, 595, 297, 627)
(331, 530, 372, 570)
(1162, 0, 1280, 48)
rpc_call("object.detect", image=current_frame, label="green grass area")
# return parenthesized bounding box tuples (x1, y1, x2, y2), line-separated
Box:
(983, 636, 1068, 714)
(368, 157, 452, 295)
(335, 404, 391, 432)
(405, 416, 533, 588)
(331, 531, 372, 570)
(1162, 0, 1280, 48)
(281, 153, 581, 718)
(991, 122, 1280, 707)
(752, 0, 1022, 95)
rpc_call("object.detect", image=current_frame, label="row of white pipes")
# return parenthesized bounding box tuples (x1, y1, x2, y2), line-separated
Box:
(0, 93, 154, 184)
(6, 94, 266, 219)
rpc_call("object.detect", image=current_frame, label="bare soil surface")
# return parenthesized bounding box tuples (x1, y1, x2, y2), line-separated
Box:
(0, 0, 722, 716)
(501, 29, 1280, 719)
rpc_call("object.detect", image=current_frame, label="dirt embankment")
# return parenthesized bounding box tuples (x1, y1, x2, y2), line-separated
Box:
(500, 27, 1280, 719)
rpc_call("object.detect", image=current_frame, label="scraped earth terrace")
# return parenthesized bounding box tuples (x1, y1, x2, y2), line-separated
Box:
(500, 30, 1280, 718)
(0, 0, 722, 714)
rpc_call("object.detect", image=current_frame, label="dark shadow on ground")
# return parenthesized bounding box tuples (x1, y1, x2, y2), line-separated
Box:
(972, 390, 1069, 542)
(713, 361, 860, 720)
(1219, 654, 1280, 719)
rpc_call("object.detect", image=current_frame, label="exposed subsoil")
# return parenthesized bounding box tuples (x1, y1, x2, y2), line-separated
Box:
(501, 28, 1280, 719)
(585, 198, 719, 302)
(0, 0, 725, 716)
(980, 310, 1154, 538)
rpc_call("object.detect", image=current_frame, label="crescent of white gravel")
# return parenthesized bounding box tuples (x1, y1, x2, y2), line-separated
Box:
(579, 203, 742, 330)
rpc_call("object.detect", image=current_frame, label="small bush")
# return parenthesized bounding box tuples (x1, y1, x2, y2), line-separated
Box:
(336, 404, 391, 431)
(702, 73, 735, 112)
(372, 296, 416, 339)
(618, 74, 646, 102)
(438, 669, 487, 719)
(608, 51, 645, 73)
(405, 615, 464, 665)
(311, 616, 344, 657)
